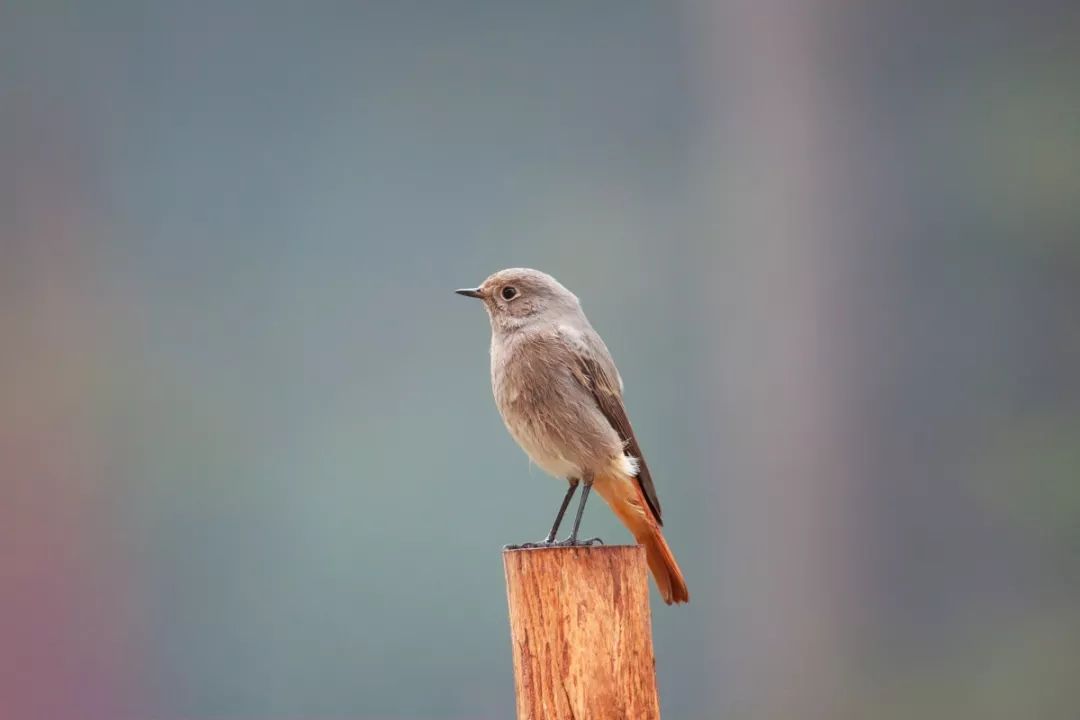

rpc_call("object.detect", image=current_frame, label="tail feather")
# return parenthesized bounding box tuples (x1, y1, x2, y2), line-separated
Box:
(595, 472, 689, 605)
(641, 526, 689, 605)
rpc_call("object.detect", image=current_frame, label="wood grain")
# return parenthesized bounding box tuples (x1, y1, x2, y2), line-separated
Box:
(503, 545, 661, 720)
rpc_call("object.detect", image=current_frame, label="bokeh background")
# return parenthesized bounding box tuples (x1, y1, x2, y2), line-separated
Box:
(3, 1, 1079, 719)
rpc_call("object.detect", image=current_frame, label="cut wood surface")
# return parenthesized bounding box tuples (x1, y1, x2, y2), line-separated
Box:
(503, 545, 660, 720)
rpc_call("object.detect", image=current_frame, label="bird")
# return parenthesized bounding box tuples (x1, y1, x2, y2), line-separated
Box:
(456, 268, 688, 604)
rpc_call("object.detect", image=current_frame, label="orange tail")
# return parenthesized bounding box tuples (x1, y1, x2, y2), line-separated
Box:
(595, 474, 689, 605)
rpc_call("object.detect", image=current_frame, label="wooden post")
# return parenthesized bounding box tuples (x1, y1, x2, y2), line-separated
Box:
(503, 545, 661, 720)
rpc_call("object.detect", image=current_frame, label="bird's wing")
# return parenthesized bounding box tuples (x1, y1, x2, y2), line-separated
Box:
(561, 325, 663, 525)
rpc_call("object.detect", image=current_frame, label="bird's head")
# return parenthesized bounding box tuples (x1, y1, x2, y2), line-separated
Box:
(456, 267, 581, 333)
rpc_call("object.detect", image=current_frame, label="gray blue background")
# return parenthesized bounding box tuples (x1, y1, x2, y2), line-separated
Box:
(3, 2, 1079, 719)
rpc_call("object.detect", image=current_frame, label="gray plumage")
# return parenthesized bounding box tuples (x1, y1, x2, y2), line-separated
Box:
(472, 268, 662, 523)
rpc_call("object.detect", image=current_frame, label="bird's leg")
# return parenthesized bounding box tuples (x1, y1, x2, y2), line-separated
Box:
(504, 480, 580, 550)
(558, 475, 603, 546)
(544, 479, 579, 543)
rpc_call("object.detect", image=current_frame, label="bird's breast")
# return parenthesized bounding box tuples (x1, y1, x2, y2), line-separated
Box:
(490, 334, 618, 480)
(492, 352, 576, 477)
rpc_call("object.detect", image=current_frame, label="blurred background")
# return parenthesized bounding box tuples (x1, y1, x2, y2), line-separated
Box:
(3, 1, 1079, 719)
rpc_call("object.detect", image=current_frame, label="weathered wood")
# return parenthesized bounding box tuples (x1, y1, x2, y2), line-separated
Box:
(503, 545, 661, 720)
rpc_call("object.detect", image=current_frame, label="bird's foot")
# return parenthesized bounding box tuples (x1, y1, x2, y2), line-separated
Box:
(504, 536, 604, 549)
(503, 538, 559, 550)
(555, 536, 604, 547)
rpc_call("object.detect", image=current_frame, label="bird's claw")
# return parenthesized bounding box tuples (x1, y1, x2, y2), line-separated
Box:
(555, 536, 604, 547)
(504, 539, 558, 550)
(504, 536, 604, 550)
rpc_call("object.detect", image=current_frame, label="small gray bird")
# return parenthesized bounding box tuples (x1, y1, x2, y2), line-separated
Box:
(457, 268, 688, 604)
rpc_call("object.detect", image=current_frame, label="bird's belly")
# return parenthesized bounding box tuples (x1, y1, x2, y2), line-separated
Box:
(503, 412, 583, 480)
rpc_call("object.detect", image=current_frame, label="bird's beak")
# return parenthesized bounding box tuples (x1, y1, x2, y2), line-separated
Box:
(455, 287, 484, 299)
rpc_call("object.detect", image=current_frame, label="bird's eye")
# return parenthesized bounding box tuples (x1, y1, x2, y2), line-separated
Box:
(501, 286, 518, 300)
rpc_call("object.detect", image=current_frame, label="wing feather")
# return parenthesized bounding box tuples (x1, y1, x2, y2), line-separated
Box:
(563, 328, 663, 525)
